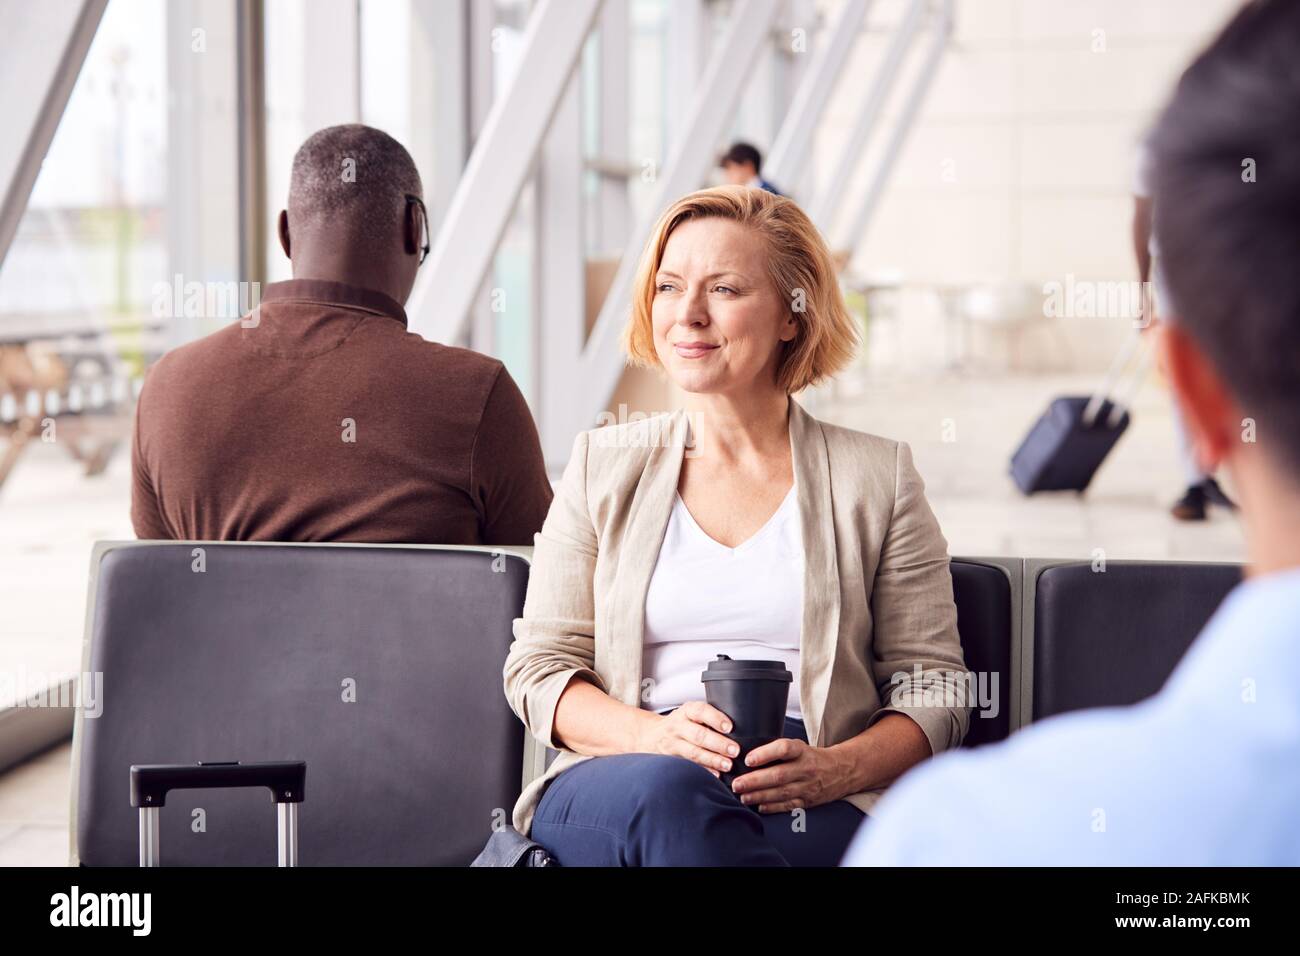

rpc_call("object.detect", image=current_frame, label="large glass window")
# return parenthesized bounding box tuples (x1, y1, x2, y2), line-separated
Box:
(0, 2, 167, 336)
(263, 0, 311, 284)
(0, 0, 167, 699)
(488, 0, 536, 403)
(358, 0, 451, 262)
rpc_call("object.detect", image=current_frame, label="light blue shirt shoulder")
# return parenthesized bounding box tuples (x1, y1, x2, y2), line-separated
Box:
(844, 567, 1300, 865)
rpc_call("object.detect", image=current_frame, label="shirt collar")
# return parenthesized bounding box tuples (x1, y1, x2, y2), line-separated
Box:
(260, 279, 408, 327)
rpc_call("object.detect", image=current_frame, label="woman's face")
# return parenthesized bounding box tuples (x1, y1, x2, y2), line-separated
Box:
(651, 217, 797, 397)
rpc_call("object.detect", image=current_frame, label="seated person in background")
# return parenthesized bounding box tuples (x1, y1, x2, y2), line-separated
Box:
(844, 0, 1300, 866)
(131, 124, 552, 544)
(503, 185, 970, 866)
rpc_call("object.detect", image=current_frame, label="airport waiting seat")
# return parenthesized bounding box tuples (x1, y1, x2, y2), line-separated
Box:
(1030, 560, 1241, 721)
(949, 559, 1014, 748)
(71, 541, 530, 866)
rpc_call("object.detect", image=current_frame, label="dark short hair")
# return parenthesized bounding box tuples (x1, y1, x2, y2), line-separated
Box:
(719, 141, 763, 174)
(1151, 0, 1300, 473)
(288, 124, 423, 246)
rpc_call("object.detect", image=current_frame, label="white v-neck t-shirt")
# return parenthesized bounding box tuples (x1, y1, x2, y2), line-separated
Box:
(641, 484, 806, 718)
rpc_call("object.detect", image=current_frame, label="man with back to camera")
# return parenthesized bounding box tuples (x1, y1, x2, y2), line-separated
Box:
(843, 0, 1300, 865)
(131, 124, 553, 544)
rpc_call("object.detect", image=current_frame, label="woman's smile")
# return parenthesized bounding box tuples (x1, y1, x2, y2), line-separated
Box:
(674, 341, 720, 359)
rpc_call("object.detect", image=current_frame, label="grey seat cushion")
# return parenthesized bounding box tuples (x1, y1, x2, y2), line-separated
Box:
(1033, 561, 1240, 720)
(76, 544, 528, 866)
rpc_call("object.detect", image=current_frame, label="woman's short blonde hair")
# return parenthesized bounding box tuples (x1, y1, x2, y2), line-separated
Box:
(622, 185, 859, 393)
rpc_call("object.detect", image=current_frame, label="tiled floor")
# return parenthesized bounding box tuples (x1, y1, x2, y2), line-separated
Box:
(0, 368, 1246, 865)
(808, 369, 1245, 562)
(0, 744, 71, 866)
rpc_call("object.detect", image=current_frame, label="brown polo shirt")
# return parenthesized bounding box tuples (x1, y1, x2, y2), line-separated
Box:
(131, 279, 553, 545)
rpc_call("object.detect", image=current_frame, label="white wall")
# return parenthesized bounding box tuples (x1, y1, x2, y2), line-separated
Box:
(813, 0, 1242, 372)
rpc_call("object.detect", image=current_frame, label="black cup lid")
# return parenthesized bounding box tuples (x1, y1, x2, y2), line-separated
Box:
(700, 654, 793, 683)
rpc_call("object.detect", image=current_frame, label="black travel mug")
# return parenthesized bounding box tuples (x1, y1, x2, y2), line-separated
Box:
(700, 654, 793, 791)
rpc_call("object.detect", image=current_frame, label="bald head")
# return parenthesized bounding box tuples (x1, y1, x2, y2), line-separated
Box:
(279, 125, 426, 305)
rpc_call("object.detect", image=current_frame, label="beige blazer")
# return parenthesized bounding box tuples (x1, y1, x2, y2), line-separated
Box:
(503, 397, 970, 835)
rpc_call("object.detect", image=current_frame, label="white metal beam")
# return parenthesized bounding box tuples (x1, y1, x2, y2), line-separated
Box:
(570, 0, 783, 440)
(167, 0, 244, 347)
(407, 0, 604, 346)
(411, 0, 469, 230)
(537, 75, 585, 466)
(594, 0, 630, 253)
(765, 0, 872, 191)
(467, 0, 498, 354)
(770, 0, 817, 144)
(807, 0, 926, 233)
(302, 0, 360, 132)
(838, 0, 953, 252)
(0, 0, 107, 268)
(466, 0, 495, 151)
(664, 0, 711, 151)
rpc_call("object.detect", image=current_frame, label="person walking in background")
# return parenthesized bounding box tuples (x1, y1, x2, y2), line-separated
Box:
(719, 141, 784, 196)
(131, 124, 553, 544)
(1133, 132, 1237, 521)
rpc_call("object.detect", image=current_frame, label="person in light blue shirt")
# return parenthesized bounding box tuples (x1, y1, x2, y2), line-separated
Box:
(845, 568, 1300, 865)
(845, 0, 1300, 867)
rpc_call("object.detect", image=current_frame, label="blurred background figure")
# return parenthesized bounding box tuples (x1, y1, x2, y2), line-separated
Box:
(719, 141, 783, 196)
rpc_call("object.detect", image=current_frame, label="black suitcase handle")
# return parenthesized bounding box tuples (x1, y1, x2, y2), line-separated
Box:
(130, 760, 306, 807)
(130, 761, 306, 867)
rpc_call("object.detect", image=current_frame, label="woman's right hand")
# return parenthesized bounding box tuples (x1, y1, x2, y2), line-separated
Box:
(636, 701, 740, 777)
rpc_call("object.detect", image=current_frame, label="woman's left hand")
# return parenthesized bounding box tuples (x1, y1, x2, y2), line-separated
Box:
(729, 738, 855, 813)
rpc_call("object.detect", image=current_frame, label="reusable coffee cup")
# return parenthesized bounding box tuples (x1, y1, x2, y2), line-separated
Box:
(700, 654, 793, 790)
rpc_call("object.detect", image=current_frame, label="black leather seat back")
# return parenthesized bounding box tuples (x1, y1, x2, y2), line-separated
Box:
(75, 543, 527, 865)
(1032, 561, 1240, 720)
(949, 560, 1013, 747)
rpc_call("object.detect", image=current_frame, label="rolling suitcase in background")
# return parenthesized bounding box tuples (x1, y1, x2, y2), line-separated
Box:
(1010, 330, 1152, 494)
(130, 760, 306, 867)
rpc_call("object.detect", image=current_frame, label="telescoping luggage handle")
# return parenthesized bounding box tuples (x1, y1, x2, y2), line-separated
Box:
(129, 761, 306, 867)
(1081, 328, 1152, 430)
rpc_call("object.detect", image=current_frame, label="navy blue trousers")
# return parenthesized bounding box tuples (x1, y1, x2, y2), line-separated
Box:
(531, 717, 865, 866)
